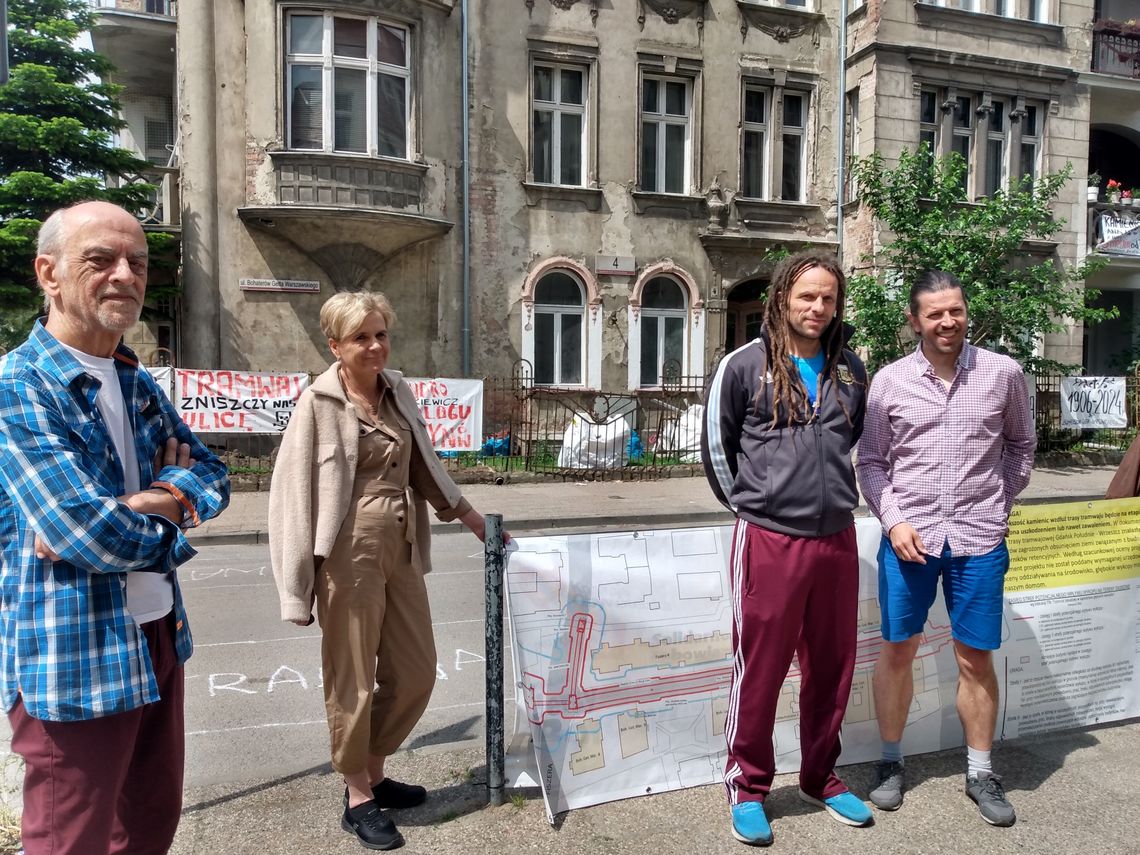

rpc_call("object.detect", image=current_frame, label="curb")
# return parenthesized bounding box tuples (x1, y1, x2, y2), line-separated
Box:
(183, 493, 1108, 547)
(185, 510, 737, 547)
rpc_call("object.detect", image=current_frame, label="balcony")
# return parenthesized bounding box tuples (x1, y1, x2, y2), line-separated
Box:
(237, 153, 453, 290)
(1093, 21, 1140, 79)
(89, 0, 176, 92)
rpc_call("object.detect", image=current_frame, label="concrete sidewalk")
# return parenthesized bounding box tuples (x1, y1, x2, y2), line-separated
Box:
(188, 463, 1121, 544)
(169, 462, 1136, 854)
(171, 720, 1140, 854)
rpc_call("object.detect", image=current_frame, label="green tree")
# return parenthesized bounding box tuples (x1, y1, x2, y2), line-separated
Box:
(0, 0, 163, 351)
(848, 146, 1113, 373)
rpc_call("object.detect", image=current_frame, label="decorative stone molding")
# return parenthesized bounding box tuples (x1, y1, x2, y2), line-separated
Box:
(637, 0, 706, 30)
(520, 255, 602, 309)
(630, 260, 704, 316)
(312, 242, 388, 292)
(527, 0, 599, 21)
(736, 1, 822, 43)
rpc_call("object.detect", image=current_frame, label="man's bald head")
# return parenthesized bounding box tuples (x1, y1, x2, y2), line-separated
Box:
(35, 201, 149, 356)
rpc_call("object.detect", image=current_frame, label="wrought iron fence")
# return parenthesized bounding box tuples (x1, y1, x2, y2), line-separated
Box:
(139, 358, 1138, 487)
(439, 361, 708, 482)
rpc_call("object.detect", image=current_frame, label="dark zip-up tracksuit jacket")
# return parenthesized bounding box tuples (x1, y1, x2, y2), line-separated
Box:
(701, 323, 868, 538)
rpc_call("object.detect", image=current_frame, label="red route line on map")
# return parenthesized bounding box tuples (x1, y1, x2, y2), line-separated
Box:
(522, 613, 956, 725)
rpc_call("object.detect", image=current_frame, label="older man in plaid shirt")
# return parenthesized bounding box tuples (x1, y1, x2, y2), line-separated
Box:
(857, 270, 1035, 828)
(0, 201, 229, 854)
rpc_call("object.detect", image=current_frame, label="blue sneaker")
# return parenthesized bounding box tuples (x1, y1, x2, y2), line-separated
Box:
(798, 789, 873, 827)
(730, 801, 773, 846)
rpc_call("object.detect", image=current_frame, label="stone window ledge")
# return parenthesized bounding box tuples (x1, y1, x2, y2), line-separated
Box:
(631, 191, 706, 218)
(522, 182, 604, 211)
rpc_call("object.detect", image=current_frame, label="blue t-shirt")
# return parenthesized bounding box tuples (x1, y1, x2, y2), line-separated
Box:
(791, 352, 826, 405)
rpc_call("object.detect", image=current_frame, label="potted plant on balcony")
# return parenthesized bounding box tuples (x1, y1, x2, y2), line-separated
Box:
(1124, 189, 1133, 207)
(1088, 172, 1102, 202)
(1108, 178, 1122, 204)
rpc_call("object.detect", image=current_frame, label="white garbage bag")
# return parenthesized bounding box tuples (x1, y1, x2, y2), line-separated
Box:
(659, 403, 704, 463)
(557, 412, 631, 469)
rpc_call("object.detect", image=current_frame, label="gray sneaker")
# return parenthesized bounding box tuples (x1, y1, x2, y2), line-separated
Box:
(965, 774, 1016, 827)
(869, 761, 905, 811)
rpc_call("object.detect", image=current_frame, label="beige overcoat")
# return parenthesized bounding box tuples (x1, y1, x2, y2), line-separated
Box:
(268, 364, 465, 623)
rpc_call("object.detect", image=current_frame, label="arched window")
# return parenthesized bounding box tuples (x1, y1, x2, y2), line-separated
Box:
(534, 271, 585, 385)
(639, 276, 687, 386)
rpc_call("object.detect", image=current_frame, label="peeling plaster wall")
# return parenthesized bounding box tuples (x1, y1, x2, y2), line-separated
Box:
(470, 0, 844, 388)
(179, 0, 464, 375)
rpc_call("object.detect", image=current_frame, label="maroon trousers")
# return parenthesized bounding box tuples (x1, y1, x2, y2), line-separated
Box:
(724, 519, 859, 804)
(9, 613, 185, 855)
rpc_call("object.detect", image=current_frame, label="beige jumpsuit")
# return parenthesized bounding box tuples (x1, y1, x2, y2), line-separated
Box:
(314, 384, 466, 775)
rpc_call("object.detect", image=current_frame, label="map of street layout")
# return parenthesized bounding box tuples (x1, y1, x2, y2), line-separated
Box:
(504, 521, 972, 820)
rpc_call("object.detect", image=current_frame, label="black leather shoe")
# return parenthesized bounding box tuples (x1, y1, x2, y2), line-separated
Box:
(341, 799, 404, 851)
(372, 777, 427, 809)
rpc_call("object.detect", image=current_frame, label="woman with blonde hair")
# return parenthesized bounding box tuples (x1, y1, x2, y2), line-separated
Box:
(269, 291, 506, 851)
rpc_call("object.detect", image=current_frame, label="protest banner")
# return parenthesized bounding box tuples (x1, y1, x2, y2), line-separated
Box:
(173, 369, 309, 433)
(406, 378, 483, 451)
(1060, 376, 1127, 429)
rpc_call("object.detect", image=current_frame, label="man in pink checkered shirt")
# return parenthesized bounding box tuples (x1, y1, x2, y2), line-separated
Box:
(856, 270, 1035, 828)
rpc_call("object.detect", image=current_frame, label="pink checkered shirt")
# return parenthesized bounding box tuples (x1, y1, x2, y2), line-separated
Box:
(856, 342, 1036, 556)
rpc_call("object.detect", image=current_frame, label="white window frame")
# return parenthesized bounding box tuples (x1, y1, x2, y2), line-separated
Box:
(284, 11, 412, 159)
(639, 279, 689, 388)
(530, 62, 588, 187)
(639, 74, 692, 195)
(921, 0, 980, 9)
(780, 91, 808, 202)
(740, 83, 769, 200)
(533, 274, 586, 387)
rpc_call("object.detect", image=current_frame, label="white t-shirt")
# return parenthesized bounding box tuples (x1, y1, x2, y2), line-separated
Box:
(60, 343, 174, 624)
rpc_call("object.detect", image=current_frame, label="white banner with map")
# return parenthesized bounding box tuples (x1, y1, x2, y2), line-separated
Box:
(504, 499, 1140, 821)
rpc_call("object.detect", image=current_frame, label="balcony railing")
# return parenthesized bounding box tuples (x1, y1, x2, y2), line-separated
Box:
(108, 166, 180, 228)
(1093, 26, 1140, 78)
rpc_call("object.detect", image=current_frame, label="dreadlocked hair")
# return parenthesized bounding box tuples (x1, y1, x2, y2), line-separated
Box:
(760, 249, 852, 429)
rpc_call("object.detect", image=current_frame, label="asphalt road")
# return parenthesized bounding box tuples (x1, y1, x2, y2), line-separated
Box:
(179, 532, 511, 788)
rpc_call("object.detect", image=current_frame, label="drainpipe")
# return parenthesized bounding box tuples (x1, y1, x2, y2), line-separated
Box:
(461, 0, 472, 375)
(836, 0, 848, 267)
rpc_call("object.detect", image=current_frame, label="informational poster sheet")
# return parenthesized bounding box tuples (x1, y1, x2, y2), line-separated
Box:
(504, 500, 1140, 821)
(406, 378, 483, 451)
(172, 369, 310, 433)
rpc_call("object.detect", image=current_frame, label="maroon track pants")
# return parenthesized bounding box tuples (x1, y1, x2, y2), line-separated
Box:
(9, 613, 185, 855)
(724, 519, 859, 804)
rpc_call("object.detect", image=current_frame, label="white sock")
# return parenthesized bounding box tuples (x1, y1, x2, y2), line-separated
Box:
(967, 745, 992, 779)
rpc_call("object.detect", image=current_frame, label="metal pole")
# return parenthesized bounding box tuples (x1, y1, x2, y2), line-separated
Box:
(836, 0, 849, 267)
(484, 513, 505, 806)
(1, 0, 9, 87)
(461, 0, 472, 375)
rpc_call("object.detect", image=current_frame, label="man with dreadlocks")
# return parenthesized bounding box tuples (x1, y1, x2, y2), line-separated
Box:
(701, 249, 870, 846)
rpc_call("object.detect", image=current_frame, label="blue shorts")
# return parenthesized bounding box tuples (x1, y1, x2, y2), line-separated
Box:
(877, 535, 1009, 651)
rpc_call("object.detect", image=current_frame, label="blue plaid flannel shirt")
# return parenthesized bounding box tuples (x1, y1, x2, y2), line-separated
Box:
(0, 322, 230, 722)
